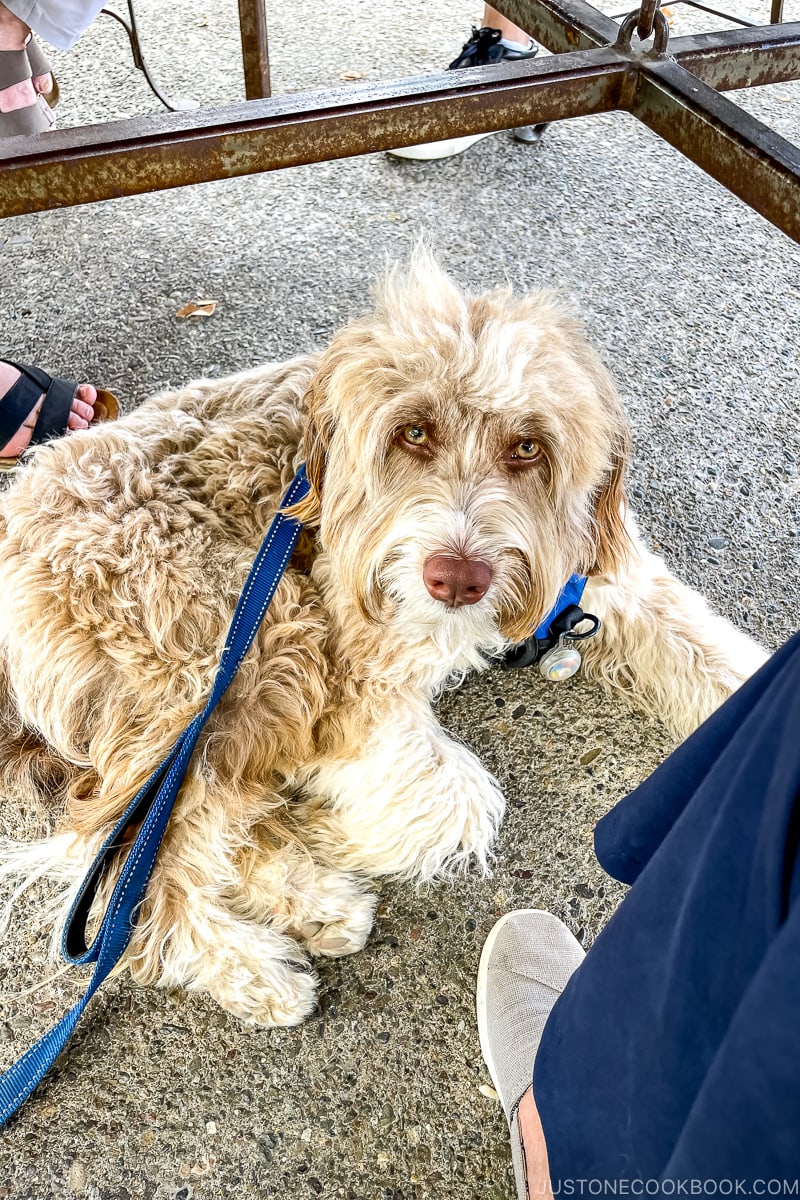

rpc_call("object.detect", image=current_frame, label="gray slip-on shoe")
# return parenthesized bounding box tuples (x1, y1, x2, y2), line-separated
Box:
(476, 910, 585, 1199)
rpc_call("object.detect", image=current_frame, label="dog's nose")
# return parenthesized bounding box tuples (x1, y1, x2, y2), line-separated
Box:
(423, 554, 493, 608)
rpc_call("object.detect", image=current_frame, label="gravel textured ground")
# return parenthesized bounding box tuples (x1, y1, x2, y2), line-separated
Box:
(0, 1, 798, 1197)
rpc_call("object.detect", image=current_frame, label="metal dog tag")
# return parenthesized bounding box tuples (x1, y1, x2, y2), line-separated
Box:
(538, 612, 601, 682)
(539, 634, 583, 681)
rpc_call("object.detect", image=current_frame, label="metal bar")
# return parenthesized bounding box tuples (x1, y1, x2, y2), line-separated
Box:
(614, 1, 759, 29)
(4, 0, 800, 236)
(671, 23, 800, 90)
(492, 0, 619, 51)
(664, 0, 759, 28)
(238, 0, 271, 100)
(0, 52, 627, 220)
(632, 58, 800, 242)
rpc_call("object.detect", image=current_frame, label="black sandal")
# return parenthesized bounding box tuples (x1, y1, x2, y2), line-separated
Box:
(0, 361, 120, 472)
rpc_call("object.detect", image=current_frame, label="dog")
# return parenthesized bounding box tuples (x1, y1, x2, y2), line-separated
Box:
(0, 252, 766, 1027)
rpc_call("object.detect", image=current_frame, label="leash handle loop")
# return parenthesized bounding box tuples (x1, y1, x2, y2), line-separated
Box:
(0, 465, 309, 1128)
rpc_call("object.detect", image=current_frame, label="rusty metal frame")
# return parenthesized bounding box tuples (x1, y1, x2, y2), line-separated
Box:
(0, 0, 798, 242)
(237, 0, 271, 100)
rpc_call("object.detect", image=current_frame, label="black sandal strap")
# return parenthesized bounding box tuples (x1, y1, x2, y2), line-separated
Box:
(30, 374, 77, 444)
(0, 361, 52, 448)
(6, 361, 52, 392)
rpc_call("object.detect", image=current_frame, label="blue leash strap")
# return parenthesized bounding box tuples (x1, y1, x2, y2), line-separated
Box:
(0, 465, 310, 1128)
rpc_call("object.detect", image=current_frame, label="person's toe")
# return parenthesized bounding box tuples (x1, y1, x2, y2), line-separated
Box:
(66, 385, 97, 430)
(32, 71, 53, 97)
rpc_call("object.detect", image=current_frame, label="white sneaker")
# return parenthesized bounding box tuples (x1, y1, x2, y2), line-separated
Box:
(388, 131, 498, 162)
(387, 27, 544, 163)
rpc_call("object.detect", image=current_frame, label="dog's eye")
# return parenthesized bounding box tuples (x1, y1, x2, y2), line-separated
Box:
(398, 424, 432, 453)
(511, 440, 543, 462)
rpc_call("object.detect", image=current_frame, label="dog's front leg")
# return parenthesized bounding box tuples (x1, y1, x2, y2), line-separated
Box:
(298, 705, 505, 881)
(581, 519, 768, 739)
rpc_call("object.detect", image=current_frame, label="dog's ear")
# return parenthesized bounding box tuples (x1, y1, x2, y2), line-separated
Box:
(290, 365, 336, 528)
(590, 428, 631, 576)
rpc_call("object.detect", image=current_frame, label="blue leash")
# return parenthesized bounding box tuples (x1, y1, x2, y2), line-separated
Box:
(0, 465, 310, 1129)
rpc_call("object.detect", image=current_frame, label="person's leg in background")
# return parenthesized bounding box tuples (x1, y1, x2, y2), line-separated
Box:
(0, 0, 105, 135)
(479, 631, 800, 1196)
(481, 5, 532, 47)
(388, 4, 546, 162)
(482, 5, 532, 46)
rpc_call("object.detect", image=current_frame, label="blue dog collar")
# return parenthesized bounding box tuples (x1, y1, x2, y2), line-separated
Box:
(499, 572, 600, 675)
(533, 573, 587, 639)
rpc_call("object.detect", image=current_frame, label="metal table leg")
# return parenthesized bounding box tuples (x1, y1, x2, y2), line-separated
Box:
(238, 0, 271, 99)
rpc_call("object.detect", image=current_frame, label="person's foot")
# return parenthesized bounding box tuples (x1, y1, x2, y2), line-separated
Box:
(23, 31, 57, 105)
(0, 2, 55, 125)
(387, 27, 545, 162)
(476, 910, 585, 1200)
(0, 361, 97, 459)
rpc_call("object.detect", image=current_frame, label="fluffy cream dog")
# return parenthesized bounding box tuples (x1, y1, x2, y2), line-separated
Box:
(0, 253, 765, 1026)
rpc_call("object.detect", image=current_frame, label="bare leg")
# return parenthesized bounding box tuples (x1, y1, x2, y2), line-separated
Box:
(484, 5, 531, 43)
(517, 1086, 554, 1200)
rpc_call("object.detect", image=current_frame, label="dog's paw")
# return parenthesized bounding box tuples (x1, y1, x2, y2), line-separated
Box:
(297, 889, 376, 958)
(209, 960, 319, 1028)
(440, 752, 506, 877)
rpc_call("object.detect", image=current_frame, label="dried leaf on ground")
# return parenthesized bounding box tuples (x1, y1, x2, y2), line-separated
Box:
(339, 69, 365, 80)
(176, 300, 218, 318)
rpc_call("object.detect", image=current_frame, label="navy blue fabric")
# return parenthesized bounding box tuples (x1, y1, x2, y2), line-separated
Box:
(0, 465, 309, 1128)
(534, 630, 800, 1186)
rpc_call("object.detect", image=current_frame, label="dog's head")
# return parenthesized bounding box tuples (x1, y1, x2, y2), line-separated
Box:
(293, 252, 629, 657)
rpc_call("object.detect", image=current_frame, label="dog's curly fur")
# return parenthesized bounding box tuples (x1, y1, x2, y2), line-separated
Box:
(0, 253, 766, 1025)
